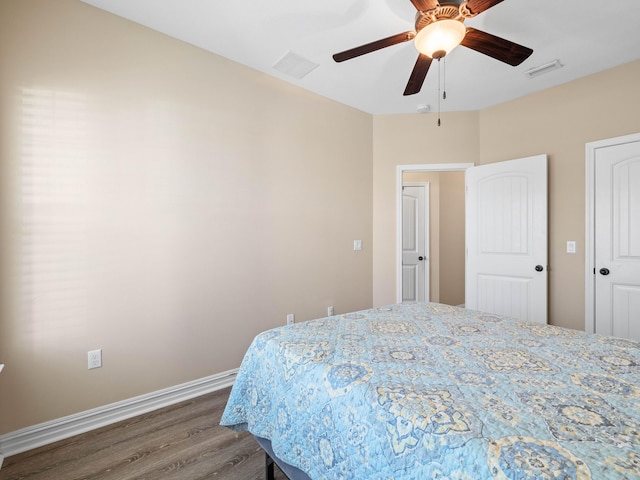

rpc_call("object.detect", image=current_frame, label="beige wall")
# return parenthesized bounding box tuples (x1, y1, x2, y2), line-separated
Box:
(0, 0, 373, 434)
(437, 171, 465, 306)
(478, 61, 640, 330)
(373, 113, 480, 306)
(373, 61, 640, 329)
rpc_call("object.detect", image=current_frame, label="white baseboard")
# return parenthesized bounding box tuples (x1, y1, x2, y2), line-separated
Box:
(0, 369, 237, 460)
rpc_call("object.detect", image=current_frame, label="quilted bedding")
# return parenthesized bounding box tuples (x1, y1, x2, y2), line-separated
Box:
(220, 302, 640, 479)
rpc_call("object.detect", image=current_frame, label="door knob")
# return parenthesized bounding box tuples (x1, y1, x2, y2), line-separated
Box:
(535, 265, 544, 272)
(418, 256, 424, 261)
(599, 268, 610, 276)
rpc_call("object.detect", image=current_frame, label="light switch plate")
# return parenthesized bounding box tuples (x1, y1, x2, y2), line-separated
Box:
(353, 240, 362, 251)
(567, 241, 576, 254)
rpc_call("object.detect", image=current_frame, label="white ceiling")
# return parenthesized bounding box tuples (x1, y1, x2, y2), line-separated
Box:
(80, 0, 640, 115)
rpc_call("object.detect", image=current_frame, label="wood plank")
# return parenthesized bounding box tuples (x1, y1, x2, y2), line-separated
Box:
(0, 387, 287, 480)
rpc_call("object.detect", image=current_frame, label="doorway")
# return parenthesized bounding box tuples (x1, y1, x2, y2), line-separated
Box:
(396, 163, 473, 304)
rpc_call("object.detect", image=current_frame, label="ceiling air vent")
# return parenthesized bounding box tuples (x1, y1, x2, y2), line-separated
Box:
(273, 51, 319, 80)
(524, 59, 563, 79)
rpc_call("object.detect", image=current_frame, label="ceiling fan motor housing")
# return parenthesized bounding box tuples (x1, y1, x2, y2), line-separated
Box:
(415, 1, 477, 32)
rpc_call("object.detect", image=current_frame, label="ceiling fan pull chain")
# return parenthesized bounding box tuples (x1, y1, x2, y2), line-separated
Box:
(437, 58, 442, 126)
(442, 57, 447, 100)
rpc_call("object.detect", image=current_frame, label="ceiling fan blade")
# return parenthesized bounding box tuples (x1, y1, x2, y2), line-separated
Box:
(464, 0, 506, 15)
(410, 0, 439, 12)
(460, 27, 533, 66)
(333, 31, 416, 63)
(404, 54, 433, 96)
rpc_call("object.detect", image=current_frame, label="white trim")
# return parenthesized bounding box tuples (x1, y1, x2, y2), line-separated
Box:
(585, 133, 640, 334)
(0, 369, 238, 459)
(396, 163, 474, 303)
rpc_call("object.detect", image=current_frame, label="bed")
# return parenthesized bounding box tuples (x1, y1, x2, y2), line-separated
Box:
(220, 302, 640, 479)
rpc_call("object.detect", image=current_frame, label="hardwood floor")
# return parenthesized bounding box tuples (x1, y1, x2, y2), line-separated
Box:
(0, 387, 287, 480)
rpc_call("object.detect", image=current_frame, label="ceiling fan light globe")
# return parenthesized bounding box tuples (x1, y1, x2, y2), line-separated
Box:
(414, 19, 466, 58)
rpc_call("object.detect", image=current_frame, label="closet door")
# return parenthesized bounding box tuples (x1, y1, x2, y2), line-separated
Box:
(594, 139, 640, 340)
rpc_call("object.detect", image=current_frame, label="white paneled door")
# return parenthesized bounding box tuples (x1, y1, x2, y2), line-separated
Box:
(402, 184, 428, 302)
(594, 138, 640, 340)
(465, 155, 548, 324)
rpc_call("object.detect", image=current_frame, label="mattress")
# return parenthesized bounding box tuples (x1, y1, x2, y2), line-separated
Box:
(220, 302, 640, 479)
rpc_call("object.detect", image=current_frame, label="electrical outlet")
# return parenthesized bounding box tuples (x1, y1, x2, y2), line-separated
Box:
(328, 306, 334, 316)
(286, 314, 295, 325)
(88, 349, 102, 370)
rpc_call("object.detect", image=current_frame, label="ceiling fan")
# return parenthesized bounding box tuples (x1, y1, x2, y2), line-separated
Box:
(333, 0, 533, 96)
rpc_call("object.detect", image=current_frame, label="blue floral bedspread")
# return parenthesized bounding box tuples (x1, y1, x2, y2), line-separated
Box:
(220, 303, 640, 479)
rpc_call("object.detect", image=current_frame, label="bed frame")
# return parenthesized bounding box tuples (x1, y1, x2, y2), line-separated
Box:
(255, 436, 311, 480)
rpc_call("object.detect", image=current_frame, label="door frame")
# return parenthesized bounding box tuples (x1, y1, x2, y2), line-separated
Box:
(585, 132, 640, 333)
(396, 163, 474, 303)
